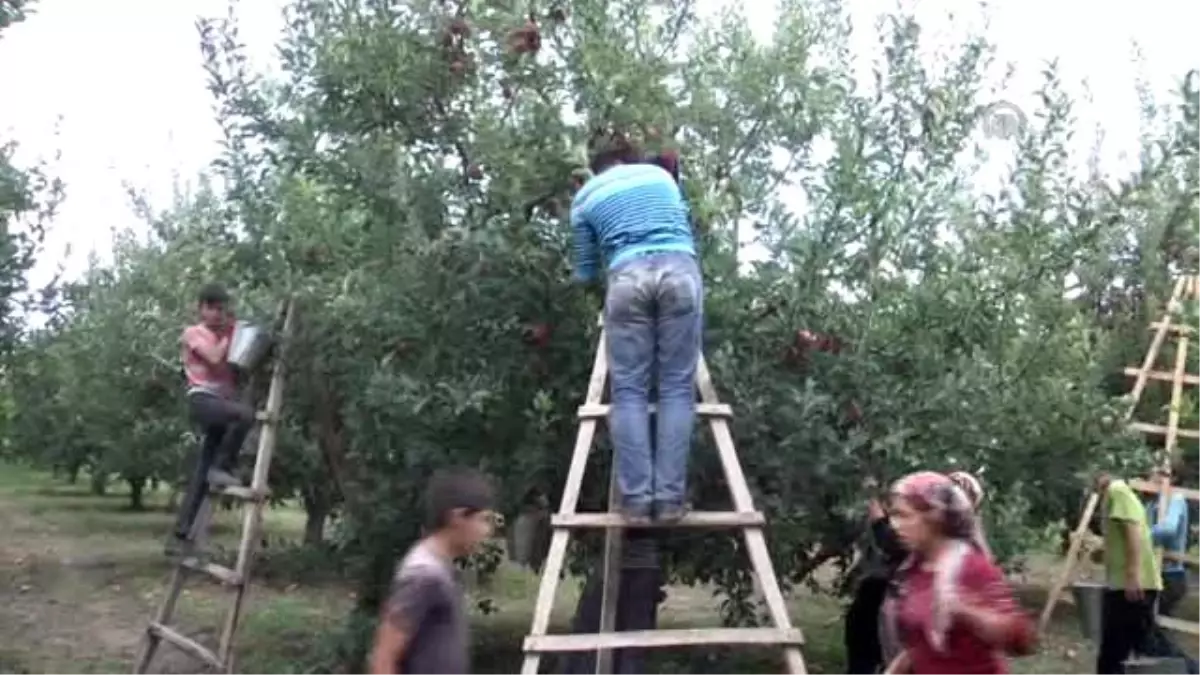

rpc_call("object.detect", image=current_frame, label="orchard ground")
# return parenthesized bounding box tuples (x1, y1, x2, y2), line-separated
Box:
(0, 463, 1193, 674)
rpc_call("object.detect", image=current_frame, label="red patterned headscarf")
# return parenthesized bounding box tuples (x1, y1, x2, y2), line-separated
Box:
(948, 470, 985, 509)
(885, 471, 992, 652)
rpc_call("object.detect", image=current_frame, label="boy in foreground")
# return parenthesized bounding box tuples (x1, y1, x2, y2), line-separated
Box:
(369, 468, 496, 674)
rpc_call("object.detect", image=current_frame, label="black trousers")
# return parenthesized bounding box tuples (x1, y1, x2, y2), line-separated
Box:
(1097, 589, 1159, 674)
(173, 393, 255, 539)
(1160, 572, 1188, 617)
(1140, 573, 1199, 674)
(845, 577, 889, 674)
(560, 566, 665, 674)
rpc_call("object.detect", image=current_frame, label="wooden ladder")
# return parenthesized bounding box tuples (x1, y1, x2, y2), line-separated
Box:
(520, 320, 807, 674)
(1038, 275, 1200, 636)
(133, 300, 296, 674)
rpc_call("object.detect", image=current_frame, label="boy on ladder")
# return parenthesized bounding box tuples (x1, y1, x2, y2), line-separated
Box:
(169, 283, 256, 555)
(570, 132, 702, 524)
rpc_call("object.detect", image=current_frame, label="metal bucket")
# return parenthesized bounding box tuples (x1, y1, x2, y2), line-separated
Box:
(227, 321, 272, 372)
(1071, 581, 1105, 643)
(1125, 657, 1188, 674)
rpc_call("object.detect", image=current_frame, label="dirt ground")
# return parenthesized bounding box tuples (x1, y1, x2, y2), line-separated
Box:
(0, 463, 1179, 674)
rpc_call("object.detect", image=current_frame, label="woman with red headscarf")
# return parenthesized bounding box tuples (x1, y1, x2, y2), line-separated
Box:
(881, 472, 1034, 674)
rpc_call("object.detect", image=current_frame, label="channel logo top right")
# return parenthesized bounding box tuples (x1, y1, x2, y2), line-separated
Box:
(979, 101, 1027, 141)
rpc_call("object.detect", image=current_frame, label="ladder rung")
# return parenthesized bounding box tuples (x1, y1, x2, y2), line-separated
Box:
(1128, 479, 1200, 502)
(1128, 422, 1200, 440)
(1123, 367, 1200, 385)
(147, 621, 224, 669)
(552, 511, 764, 529)
(181, 557, 243, 585)
(1149, 321, 1195, 334)
(525, 627, 804, 652)
(578, 403, 732, 419)
(211, 484, 269, 501)
(1157, 615, 1200, 636)
(255, 410, 275, 423)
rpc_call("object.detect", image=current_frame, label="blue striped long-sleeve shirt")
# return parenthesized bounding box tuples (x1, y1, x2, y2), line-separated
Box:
(569, 163, 694, 283)
(1145, 494, 1190, 574)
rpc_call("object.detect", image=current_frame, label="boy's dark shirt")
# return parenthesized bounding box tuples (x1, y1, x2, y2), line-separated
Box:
(385, 541, 469, 674)
(861, 516, 907, 581)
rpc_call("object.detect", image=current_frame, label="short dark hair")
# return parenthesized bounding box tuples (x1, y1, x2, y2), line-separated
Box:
(645, 153, 681, 184)
(587, 130, 642, 174)
(197, 283, 230, 306)
(425, 467, 495, 530)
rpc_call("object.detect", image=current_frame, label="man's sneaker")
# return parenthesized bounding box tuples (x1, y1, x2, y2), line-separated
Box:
(206, 468, 240, 488)
(655, 502, 690, 524)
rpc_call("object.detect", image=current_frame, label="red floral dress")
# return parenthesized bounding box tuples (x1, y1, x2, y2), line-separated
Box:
(890, 547, 1035, 674)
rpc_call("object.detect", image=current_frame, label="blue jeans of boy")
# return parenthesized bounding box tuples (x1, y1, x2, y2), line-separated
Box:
(604, 251, 703, 516)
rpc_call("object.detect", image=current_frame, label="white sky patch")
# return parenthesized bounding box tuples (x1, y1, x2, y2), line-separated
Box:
(0, 0, 1194, 288)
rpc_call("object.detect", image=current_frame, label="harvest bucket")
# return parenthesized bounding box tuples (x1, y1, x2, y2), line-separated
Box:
(227, 321, 272, 372)
(1125, 657, 1188, 674)
(1071, 581, 1105, 643)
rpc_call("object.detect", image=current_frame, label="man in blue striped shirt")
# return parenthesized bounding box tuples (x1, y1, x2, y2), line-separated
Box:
(1144, 465, 1191, 616)
(571, 140, 702, 525)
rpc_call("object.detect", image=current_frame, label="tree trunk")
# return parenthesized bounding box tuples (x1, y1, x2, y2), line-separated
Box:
(66, 462, 81, 484)
(312, 377, 348, 497)
(90, 471, 108, 496)
(303, 374, 345, 549)
(302, 491, 331, 546)
(128, 476, 146, 511)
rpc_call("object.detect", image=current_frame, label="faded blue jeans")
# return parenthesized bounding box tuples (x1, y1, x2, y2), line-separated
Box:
(604, 251, 703, 514)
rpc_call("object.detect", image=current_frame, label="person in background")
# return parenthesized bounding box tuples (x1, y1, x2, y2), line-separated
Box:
(570, 132, 701, 525)
(170, 283, 255, 554)
(1144, 464, 1191, 616)
(947, 470, 992, 560)
(1094, 471, 1163, 674)
(562, 530, 666, 674)
(369, 468, 496, 675)
(845, 478, 908, 674)
(882, 472, 1034, 674)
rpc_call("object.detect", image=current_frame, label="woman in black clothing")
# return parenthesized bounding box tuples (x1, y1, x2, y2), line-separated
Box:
(845, 494, 908, 674)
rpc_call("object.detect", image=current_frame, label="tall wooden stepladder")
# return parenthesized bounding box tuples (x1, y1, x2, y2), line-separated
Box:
(520, 318, 807, 674)
(134, 299, 296, 674)
(1037, 276, 1200, 637)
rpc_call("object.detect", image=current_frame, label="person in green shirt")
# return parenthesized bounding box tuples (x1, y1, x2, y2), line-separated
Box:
(1094, 471, 1162, 674)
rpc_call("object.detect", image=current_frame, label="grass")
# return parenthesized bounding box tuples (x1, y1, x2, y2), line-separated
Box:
(0, 462, 1186, 673)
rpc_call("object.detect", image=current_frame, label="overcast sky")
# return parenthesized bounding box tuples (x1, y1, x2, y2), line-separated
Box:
(0, 0, 1195, 290)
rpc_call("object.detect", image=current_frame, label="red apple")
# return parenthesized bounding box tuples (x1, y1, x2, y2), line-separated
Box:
(522, 323, 552, 347)
(844, 402, 863, 423)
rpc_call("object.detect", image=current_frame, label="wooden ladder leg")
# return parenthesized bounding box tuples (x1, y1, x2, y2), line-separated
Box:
(134, 496, 215, 674)
(1126, 277, 1186, 420)
(695, 357, 807, 675)
(1037, 492, 1100, 633)
(595, 462, 624, 675)
(216, 505, 262, 672)
(522, 329, 609, 675)
(1150, 332, 1189, 576)
(134, 563, 188, 674)
(217, 299, 295, 671)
